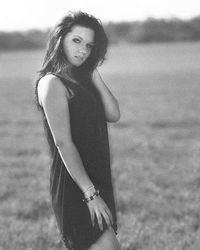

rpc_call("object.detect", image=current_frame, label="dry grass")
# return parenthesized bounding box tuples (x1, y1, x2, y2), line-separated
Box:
(1, 42, 200, 249)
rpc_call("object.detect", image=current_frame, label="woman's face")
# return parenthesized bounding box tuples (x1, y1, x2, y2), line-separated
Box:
(63, 25, 95, 67)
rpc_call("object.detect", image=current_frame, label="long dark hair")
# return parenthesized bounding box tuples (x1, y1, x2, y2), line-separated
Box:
(39, 11, 108, 80)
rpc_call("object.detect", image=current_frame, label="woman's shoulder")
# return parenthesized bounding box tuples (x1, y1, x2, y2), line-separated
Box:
(38, 73, 68, 95)
(38, 73, 66, 87)
(37, 73, 71, 107)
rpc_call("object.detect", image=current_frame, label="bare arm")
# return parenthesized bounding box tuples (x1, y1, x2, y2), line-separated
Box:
(92, 69, 120, 123)
(38, 74, 93, 193)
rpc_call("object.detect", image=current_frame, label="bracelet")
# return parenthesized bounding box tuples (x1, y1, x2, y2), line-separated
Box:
(83, 185, 95, 194)
(82, 189, 100, 203)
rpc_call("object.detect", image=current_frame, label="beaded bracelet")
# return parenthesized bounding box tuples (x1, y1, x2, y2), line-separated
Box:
(82, 189, 100, 203)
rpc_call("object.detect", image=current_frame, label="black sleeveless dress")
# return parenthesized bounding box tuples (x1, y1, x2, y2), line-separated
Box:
(35, 73, 118, 250)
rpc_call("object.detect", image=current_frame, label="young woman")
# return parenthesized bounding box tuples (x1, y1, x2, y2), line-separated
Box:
(35, 11, 121, 250)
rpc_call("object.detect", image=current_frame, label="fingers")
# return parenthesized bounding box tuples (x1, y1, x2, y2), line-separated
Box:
(96, 210, 113, 231)
(101, 210, 112, 228)
(87, 196, 114, 231)
(100, 199, 113, 225)
(89, 207, 107, 231)
(96, 211, 103, 231)
(105, 207, 114, 225)
(90, 210, 95, 227)
(95, 207, 113, 230)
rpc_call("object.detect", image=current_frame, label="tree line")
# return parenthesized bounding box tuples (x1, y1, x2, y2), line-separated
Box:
(1, 15, 200, 50)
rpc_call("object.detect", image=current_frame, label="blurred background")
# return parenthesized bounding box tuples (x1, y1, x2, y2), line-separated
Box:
(1, 0, 200, 249)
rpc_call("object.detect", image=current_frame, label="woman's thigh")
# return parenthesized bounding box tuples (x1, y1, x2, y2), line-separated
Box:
(87, 227, 121, 250)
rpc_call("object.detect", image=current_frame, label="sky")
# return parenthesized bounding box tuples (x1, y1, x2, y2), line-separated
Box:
(1, 0, 200, 31)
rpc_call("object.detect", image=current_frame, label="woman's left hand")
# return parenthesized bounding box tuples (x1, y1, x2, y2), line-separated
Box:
(91, 68, 121, 123)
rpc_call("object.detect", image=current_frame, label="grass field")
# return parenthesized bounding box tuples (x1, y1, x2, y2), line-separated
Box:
(1, 42, 200, 250)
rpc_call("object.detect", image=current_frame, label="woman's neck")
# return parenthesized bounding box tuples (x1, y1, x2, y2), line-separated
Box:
(58, 65, 78, 84)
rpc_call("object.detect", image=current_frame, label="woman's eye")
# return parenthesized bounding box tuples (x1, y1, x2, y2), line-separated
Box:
(73, 38, 80, 43)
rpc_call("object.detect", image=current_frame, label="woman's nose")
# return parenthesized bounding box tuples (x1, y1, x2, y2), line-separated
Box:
(79, 46, 88, 55)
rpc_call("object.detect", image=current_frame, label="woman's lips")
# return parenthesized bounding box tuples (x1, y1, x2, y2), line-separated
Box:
(75, 56, 84, 61)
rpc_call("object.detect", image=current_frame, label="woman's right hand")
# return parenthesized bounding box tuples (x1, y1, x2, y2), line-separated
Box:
(85, 192, 113, 231)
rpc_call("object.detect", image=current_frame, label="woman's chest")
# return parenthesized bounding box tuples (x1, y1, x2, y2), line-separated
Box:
(68, 85, 103, 124)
